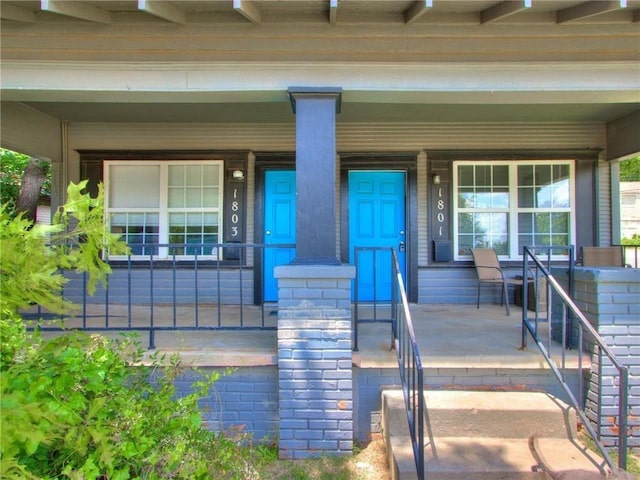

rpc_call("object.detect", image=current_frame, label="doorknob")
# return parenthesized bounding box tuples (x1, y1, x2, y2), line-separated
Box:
(399, 241, 406, 252)
(266, 230, 271, 236)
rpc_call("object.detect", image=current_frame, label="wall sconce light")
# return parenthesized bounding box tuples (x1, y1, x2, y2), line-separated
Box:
(432, 174, 441, 185)
(232, 170, 245, 181)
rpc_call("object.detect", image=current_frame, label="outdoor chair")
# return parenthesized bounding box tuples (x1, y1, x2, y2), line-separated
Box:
(581, 246, 626, 267)
(470, 248, 523, 316)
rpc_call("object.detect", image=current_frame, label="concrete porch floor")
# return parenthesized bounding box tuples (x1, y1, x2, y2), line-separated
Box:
(36, 302, 582, 371)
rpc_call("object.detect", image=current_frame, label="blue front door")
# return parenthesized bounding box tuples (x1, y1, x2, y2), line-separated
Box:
(349, 171, 406, 301)
(264, 170, 296, 302)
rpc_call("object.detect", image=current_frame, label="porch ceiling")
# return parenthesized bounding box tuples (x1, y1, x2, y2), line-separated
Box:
(2, 1, 639, 124)
(11, 99, 639, 124)
(2, 1, 639, 25)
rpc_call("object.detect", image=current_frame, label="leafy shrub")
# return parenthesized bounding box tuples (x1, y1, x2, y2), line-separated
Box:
(0, 182, 258, 479)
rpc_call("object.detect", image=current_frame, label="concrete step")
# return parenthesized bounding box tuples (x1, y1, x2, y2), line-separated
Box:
(382, 390, 605, 480)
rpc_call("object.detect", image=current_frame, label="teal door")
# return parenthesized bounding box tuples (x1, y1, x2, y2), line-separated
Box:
(349, 171, 406, 301)
(264, 170, 296, 302)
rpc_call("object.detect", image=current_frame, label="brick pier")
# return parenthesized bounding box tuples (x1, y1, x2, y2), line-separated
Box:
(274, 264, 355, 459)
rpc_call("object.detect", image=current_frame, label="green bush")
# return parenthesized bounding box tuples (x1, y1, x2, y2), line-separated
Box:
(0, 328, 256, 479)
(0, 182, 258, 479)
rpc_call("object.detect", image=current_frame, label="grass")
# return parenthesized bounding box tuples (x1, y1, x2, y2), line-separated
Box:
(250, 439, 388, 480)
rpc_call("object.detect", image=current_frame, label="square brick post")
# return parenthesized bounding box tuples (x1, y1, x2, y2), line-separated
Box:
(556, 267, 640, 450)
(275, 264, 355, 459)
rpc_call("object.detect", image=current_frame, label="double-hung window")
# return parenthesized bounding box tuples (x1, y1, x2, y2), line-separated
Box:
(105, 161, 223, 259)
(453, 160, 575, 260)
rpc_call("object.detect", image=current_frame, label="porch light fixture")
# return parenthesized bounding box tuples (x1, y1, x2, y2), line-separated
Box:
(232, 170, 245, 181)
(432, 174, 441, 185)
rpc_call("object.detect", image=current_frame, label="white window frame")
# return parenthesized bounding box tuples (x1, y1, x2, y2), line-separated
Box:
(105, 160, 224, 260)
(453, 160, 576, 261)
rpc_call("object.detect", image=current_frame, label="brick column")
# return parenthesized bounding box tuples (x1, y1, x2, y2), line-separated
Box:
(566, 267, 640, 450)
(275, 264, 355, 459)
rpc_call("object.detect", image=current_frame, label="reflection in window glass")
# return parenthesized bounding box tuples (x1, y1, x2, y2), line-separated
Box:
(455, 161, 573, 259)
(106, 161, 222, 259)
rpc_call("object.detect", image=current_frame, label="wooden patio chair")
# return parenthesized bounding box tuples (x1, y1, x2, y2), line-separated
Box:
(470, 248, 523, 316)
(581, 246, 626, 267)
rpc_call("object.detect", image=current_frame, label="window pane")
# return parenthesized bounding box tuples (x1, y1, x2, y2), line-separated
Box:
(518, 187, 534, 208)
(169, 187, 184, 207)
(458, 235, 473, 256)
(186, 188, 201, 207)
(492, 165, 508, 186)
(458, 189, 474, 208)
(475, 188, 492, 208)
(458, 212, 474, 233)
(518, 234, 534, 254)
(205, 187, 218, 207)
(492, 188, 509, 208)
(203, 165, 219, 185)
(458, 166, 474, 186)
(535, 213, 551, 233)
(169, 165, 185, 186)
(518, 165, 533, 186)
(551, 178, 570, 208)
(109, 165, 159, 208)
(475, 166, 491, 187)
(518, 213, 533, 233)
(551, 212, 569, 233)
(186, 165, 201, 185)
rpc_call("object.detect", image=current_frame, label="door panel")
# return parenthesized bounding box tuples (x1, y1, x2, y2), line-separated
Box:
(349, 171, 406, 301)
(264, 170, 296, 301)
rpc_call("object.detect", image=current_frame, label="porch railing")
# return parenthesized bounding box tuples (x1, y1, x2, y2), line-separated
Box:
(390, 248, 425, 480)
(522, 246, 629, 471)
(352, 246, 395, 351)
(22, 243, 294, 349)
(620, 244, 639, 268)
(353, 246, 424, 480)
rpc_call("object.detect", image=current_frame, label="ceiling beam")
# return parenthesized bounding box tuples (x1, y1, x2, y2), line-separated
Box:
(0, 4, 37, 22)
(40, 0, 111, 23)
(233, 0, 261, 24)
(557, 1, 626, 24)
(404, 0, 433, 25)
(329, 0, 338, 25)
(138, 0, 186, 24)
(480, 1, 531, 24)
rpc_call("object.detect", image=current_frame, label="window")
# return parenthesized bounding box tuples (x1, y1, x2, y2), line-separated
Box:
(453, 160, 575, 260)
(105, 161, 223, 259)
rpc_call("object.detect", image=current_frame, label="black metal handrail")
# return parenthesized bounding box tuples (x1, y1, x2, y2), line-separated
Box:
(352, 246, 395, 351)
(522, 246, 629, 471)
(390, 248, 425, 480)
(619, 244, 639, 268)
(22, 242, 294, 349)
(352, 246, 424, 479)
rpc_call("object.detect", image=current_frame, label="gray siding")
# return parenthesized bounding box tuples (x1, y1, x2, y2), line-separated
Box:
(64, 269, 254, 305)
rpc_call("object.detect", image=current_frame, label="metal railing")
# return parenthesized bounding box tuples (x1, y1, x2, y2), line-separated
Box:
(522, 246, 629, 471)
(23, 243, 294, 349)
(620, 244, 640, 268)
(352, 246, 395, 351)
(390, 249, 425, 480)
(352, 246, 424, 479)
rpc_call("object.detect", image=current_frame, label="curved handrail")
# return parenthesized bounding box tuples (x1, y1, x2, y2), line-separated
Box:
(522, 246, 629, 471)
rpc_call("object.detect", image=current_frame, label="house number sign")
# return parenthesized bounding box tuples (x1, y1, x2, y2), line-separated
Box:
(432, 183, 449, 241)
(223, 179, 245, 260)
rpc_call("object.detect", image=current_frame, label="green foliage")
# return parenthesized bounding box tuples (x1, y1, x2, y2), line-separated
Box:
(621, 233, 640, 246)
(619, 155, 640, 182)
(0, 183, 260, 479)
(0, 149, 51, 217)
(0, 180, 128, 316)
(1, 330, 258, 479)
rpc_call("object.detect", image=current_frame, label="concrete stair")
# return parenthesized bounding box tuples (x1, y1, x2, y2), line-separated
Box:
(382, 390, 606, 480)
